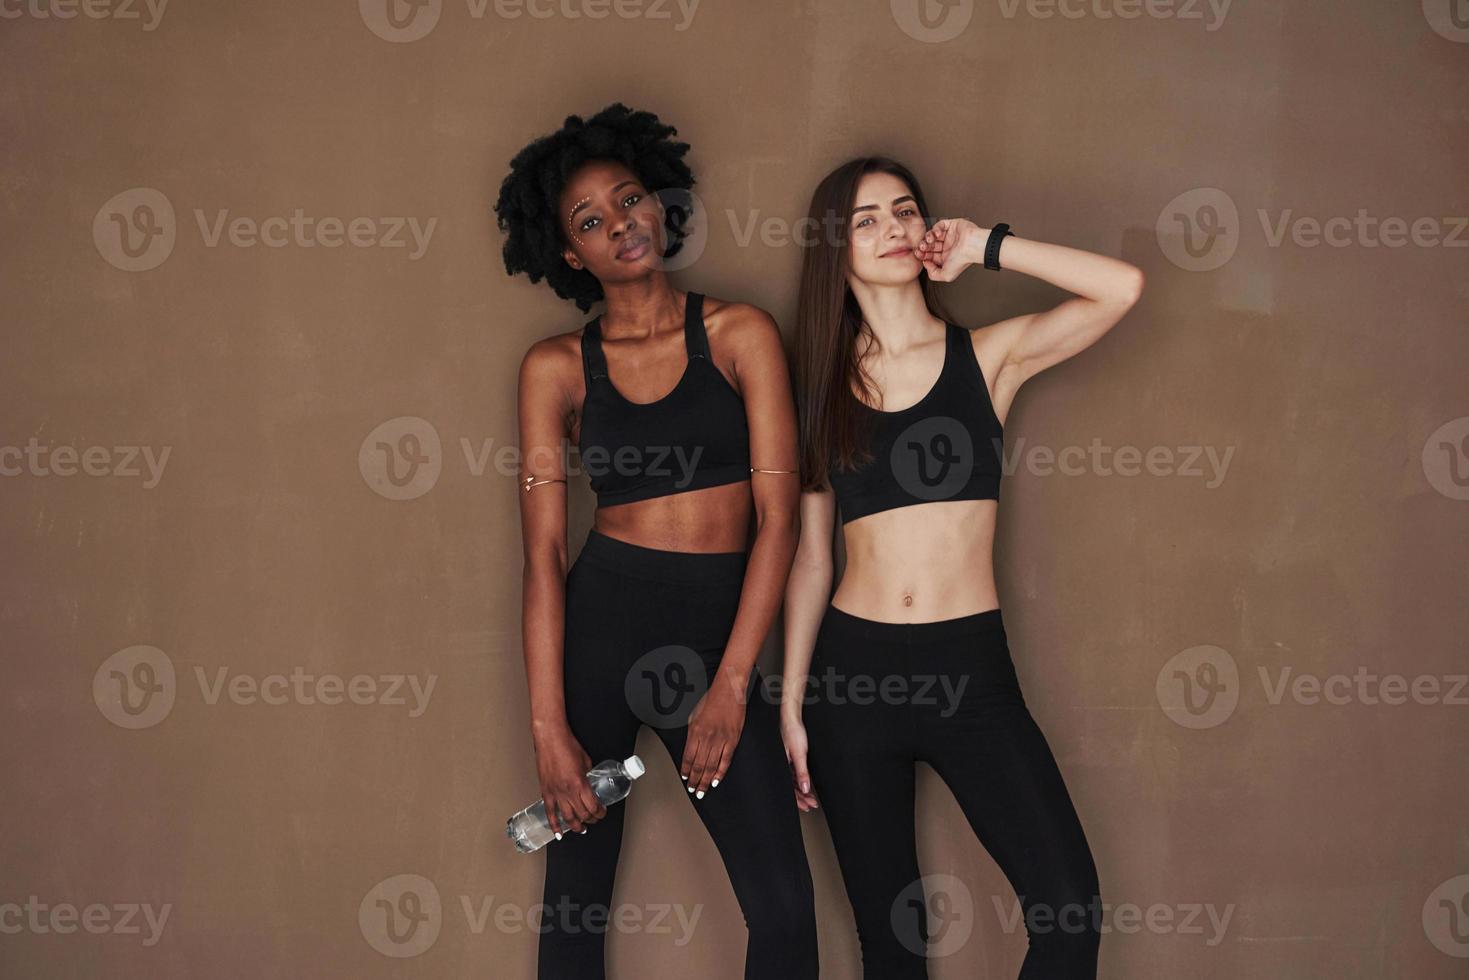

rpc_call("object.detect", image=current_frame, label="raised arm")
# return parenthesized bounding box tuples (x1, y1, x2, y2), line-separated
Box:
(517, 336, 605, 838)
(917, 220, 1145, 419)
(680, 304, 802, 797)
(780, 486, 837, 811)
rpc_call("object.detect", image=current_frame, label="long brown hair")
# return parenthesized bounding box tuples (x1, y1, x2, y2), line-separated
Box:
(792, 156, 949, 491)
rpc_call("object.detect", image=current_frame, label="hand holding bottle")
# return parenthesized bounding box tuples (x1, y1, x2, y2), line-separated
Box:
(533, 724, 604, 837)
(509, 754, 646, 853)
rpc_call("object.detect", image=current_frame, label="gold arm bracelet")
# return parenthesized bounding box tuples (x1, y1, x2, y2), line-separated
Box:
(750, 467, 797, 474)
(522, 475, 567, 492)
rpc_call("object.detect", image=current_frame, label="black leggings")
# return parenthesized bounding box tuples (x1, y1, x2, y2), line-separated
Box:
(539, 529, 818, 980)
(804, 604, 1101, 979)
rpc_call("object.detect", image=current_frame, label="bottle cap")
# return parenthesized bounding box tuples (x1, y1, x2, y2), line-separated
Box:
(623, 755, 646, 779)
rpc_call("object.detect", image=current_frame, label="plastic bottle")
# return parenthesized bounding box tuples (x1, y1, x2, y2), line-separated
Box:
(506, 755, 646, 853)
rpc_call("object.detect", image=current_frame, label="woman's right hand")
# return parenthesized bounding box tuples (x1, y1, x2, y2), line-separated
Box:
(780, 713, 821, 812)
(533, 725, 606, 836)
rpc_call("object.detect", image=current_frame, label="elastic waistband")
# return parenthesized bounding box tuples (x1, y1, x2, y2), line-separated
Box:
(575, 528, 748, 585)
(821, 602, 1006, 644)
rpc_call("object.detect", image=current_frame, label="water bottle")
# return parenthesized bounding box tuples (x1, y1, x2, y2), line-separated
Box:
(506, 755, 646, 853)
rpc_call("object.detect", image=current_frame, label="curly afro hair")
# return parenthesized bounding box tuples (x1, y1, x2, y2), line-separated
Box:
(493, 103, 696, 312)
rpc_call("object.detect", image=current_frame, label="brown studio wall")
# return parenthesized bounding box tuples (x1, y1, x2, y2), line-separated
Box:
(2, 0, 1466, 977)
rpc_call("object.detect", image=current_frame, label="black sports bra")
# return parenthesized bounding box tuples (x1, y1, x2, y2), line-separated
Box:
(828, 322, 1004, 525)
(577, 292, 751, 507)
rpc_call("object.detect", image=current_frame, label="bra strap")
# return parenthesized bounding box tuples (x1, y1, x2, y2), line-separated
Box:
(948, 321, 987, 392)
(683, 292, 710, 360)
(581, 316, 608, 382)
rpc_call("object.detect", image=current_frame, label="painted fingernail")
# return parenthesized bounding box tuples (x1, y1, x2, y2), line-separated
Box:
(710, 779, 719, 788)
(681, 774, 688, 781)
(580, 829, 588, 835)
(555, 832, 562, 840)
(696, 790, 705, 800)
(687, 785, 694, 793)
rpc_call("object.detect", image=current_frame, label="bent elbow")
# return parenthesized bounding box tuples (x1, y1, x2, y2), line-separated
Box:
(1118, 265, 1145, 306)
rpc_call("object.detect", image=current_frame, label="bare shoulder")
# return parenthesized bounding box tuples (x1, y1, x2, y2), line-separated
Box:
(700, 294, 782, 354)
(518, 326, 585, 397)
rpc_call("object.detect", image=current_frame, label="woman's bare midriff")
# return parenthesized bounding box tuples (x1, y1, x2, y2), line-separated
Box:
(592, 480, 754, 553)
(831, 499, 1000, 623)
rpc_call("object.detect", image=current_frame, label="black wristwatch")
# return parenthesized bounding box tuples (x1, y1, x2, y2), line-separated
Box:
(984, 223, 1013, 271)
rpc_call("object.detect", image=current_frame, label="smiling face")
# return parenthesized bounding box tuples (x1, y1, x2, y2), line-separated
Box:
(557, 159, 667, 287)
(845, 170, 927, 288)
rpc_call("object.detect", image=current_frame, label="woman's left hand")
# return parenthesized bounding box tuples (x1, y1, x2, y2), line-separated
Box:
(681, 674, 748, 798)
(916, 218, 990, 282)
